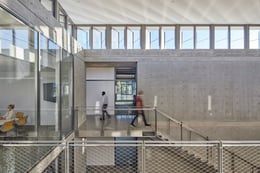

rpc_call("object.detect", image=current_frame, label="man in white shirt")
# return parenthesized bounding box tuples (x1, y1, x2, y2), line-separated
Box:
(100, 91, 111, 120)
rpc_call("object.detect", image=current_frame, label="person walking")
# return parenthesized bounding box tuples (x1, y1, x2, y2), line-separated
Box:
(130, 90, 151, 127)
(100, 91, 111, 120)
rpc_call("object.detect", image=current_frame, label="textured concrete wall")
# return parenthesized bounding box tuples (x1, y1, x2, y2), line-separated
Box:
(0, 0, 60, 28)
(85, 49, 260, 139)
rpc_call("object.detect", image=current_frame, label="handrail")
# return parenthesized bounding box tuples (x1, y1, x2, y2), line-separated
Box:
(156, 109, 209, 140)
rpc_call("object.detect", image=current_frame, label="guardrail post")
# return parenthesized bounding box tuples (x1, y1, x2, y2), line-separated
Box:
(74, 107, 78, 138)
(142, 141, 145, 173)
(180, 121, 183, 141)
(155, 108, 157, 136)
(65, 141, 70, 173)
(218, 141, 223, 173)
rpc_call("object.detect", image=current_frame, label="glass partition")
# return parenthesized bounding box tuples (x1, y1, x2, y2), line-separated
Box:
(61, 50, 73, 136)
(39, 35, 60, 139)
(0, 6, 75, 140)
(0, 7, 38, 137)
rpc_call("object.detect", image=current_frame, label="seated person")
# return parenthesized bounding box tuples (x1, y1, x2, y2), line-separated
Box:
(0, 104, 15, 120)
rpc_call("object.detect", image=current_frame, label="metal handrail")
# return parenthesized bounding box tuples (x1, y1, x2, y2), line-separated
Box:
(156, 109, 209, 140)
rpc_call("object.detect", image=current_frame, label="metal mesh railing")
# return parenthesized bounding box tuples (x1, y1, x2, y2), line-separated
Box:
(223, 142, 260, 173)
(67, 140, 219, 173)
(1, 140, 260, 173)
(0, 141, 60, 173)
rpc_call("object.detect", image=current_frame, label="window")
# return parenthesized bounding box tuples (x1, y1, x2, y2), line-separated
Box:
(93, 26, 106, 49)
(196, 26, 210, 49)
(112, 27, 125, 49)
(180, 26, 194, 49)
(230, 26, 244, 49)
(59, 8, 66, 28)
(249, 26, 260, 49)
(161, 26, 175, 49)
(214, 26, 228, 49)
(77, 27, 90, 49)
(127, 27, 140, 49)
(146, 26, 159, 49)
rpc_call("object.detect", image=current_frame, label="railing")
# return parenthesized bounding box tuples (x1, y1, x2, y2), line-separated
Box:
(74, 106, 210, 140)
(1, 140, 260, 173)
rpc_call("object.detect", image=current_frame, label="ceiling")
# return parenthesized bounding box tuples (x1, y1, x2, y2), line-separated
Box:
(58, 0, 260, 25)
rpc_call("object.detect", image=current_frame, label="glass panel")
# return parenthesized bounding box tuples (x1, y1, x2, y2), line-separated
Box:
(249, 26, 260, 49)
(146, 26, 159, 49)
(127, 26, 140, 49)
(61, 50, 73, 136)
(0, 29, 13, 55)
(112, 26, 125, 49)
(0, 7, 37, 138)
(39, 35, 60, 139)
(196, 26, 210, 49)
(180, 26, 194, 49)
(77, 27, 90, 49)
(230, 26, 244, 49)
(161, 26, 175, 49)
(214, 26, 228, 49)
(93, 26, 106, 49)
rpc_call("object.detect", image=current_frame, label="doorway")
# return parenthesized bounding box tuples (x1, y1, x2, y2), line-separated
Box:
(115, 67, 137, 115)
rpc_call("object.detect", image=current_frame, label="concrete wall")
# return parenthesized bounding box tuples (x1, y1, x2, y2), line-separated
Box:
(85, 49, 260, 140)
(0, 0, 60, 28)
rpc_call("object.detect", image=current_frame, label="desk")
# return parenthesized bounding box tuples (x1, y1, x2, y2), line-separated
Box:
(0, 118, 18, 126)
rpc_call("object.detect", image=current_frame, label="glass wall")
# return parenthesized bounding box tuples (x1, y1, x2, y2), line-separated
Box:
(39, 35, 60, 139)
(0, 7, 75, 140)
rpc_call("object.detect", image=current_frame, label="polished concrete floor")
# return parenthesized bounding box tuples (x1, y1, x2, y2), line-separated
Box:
(78, 114, 154, 137)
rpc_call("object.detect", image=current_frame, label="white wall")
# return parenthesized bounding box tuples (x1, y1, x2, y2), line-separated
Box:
(86, 67, 115, 115)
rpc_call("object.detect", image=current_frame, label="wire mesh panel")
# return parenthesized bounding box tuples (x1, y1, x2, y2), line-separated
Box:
(144, 143, 218, 173)
(223, 144, 260, 173)
(0, 143, 53, 173)
(42, 151, 66, 173)
(69, 141, 142, 173)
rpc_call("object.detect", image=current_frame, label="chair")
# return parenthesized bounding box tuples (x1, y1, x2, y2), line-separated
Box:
(0, 120, 15, 138)
(16, 112, 24, 118)
(15, 115, 28, 136)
